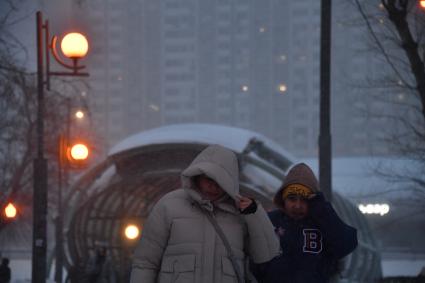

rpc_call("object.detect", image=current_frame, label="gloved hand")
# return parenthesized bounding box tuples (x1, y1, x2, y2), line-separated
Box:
(236, 195, 258, 214)
(308, 191, 326, 202)
(308, 191, 327, 217)
(240, 200, 257, 214)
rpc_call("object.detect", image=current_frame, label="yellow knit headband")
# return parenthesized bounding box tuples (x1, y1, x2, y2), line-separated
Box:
(282, 184, 313, 199)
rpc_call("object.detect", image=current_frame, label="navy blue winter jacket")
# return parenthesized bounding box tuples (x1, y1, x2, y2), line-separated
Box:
(253, 195, 358, 283)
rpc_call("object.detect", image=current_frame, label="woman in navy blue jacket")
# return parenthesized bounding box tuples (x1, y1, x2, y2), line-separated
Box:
(253, 163, 358, 283)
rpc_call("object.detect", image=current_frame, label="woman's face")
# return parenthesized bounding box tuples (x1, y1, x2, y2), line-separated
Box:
(196, 175, 225, 201)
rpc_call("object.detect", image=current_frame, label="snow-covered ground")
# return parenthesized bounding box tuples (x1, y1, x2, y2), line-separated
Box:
(8, 259, 66, 283)
(381, 255, 425, 277)
(6, 254, 425, 281)
(8, 259, 31, 283)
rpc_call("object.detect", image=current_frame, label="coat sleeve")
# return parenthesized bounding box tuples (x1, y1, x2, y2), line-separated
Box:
(243, 203, 280, 263)
(130, 197, 171, 283)
(309, 193, 358, 259)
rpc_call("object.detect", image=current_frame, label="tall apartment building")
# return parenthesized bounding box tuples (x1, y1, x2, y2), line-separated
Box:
(332, 0, 372, 156)
(159, 0, 280, 131)
(72, 0, 396, 158)
(81, 0, 162, 152)
(81, 0, 292, 154)
(284, 1, 321, 156)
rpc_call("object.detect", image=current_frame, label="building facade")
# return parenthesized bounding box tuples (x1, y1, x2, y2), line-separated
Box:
(73, 0, 395, 158)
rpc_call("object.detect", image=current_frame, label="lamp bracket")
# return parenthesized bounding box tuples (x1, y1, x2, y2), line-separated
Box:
(50, 36, 86, 71)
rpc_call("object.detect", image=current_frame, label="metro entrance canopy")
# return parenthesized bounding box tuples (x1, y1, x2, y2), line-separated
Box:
(62, 124, 381, 282)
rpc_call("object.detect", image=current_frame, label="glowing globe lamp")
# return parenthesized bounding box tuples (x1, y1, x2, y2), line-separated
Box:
(61, 33, 89, 59)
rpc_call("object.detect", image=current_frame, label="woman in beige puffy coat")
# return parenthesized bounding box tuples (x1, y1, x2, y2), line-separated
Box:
(130, 144, 280, 283)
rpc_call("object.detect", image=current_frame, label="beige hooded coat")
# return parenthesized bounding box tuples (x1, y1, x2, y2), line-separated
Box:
(130, 144, 280, 283)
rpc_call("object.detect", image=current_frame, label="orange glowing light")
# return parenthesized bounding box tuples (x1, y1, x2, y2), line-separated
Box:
(69, 143, 89, 160)
(420, 0, 425, 8)
(61, 33, 89, 59)
(124, 224, 140, 240)
(4, 203, 17, 218)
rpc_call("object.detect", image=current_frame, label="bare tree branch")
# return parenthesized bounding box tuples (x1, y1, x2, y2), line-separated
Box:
(354, 0, 410, 87)
(382, 0, 425, 120)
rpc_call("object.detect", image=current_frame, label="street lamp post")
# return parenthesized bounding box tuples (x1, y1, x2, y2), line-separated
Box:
(319, 0, 332, 201)
(54, 98, 71, 283)
(55, 101, 91, 281)
(33, 11, 88, 283)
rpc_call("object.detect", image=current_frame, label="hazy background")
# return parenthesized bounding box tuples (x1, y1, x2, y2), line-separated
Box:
(1, 0, 424, 280)
(3, 0, 405, 158)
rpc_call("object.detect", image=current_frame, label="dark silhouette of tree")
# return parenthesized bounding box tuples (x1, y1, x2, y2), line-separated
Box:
(351, 0, 425, 195)
(0, 1, 37, 210)
(0, 1, 92, 221)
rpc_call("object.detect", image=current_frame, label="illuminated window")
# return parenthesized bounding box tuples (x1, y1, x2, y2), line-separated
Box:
(278, 84, 287, 93)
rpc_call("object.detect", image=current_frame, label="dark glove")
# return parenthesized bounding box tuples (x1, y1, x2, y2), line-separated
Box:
(240, 199, 258, 214)
(308, 192, 329, 219)
(308, 191, 326, 203)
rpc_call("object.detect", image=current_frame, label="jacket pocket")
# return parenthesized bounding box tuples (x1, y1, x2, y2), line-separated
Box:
(159, 254, 196, 283)
(221, 256, 244, 283)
